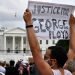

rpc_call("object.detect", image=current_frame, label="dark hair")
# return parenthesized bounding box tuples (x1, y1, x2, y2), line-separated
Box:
(10, 60, 15, 66)
(48, 46, 68, 67)
(56, 40, 69, 53)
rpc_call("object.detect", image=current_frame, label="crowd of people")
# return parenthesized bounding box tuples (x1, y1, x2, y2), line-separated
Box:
(0, 58, 41, 75)
(0, 49, 74, 75)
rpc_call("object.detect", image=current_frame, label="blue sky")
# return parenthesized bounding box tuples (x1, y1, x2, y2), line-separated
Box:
(0, 0, 75, 29)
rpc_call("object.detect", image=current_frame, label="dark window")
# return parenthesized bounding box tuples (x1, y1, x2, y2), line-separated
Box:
(24, 37, 26, 44)
(40, 40, 42, 44)
(53, 40, 55, 44)
(46, 40, 48, 44)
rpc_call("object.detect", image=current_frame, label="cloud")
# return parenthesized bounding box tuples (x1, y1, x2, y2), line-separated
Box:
(0, 20, 25, 29)
(1, 0, 74, 21)
(0, 0, 75, 28)
(0, 0, 28, 21)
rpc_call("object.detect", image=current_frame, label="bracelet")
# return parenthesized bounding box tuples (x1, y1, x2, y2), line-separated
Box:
(26, 25, 33, 28)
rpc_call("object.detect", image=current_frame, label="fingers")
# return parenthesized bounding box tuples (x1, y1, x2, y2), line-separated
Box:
(70, 14, 73, 17)
(23, 8, 32, 23)
(69, 13, 75, 25)
(69, 14, 74, 22)
(26, 9, 30, 12)
(71, 14, 74, 17)
(23, 9, 29, 14)
(23, 9, 29, 17)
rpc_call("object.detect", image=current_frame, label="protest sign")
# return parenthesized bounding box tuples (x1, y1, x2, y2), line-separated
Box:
(28, 1, 75, 39)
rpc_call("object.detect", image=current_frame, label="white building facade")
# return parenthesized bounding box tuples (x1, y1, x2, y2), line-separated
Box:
(0, 27, 58, 62)
(0, 27, 57, 52)
(0, 27, 26, 50)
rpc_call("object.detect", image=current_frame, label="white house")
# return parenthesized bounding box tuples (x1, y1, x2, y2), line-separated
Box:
(0, 27, 58, 62)
(0, 27, 26, 50)
(0, 27, 57, 52)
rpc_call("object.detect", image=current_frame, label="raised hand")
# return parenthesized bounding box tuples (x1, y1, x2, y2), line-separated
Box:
(69, 14, 75, 26)
(23, 9, 32, 25)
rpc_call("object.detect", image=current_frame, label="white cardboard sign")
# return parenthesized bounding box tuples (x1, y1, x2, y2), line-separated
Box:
(28, 1, 75, 40)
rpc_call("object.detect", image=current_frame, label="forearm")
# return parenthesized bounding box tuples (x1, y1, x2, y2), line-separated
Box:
(26, 27, 41, 57)
(68, 25, 75, 60)
(69, 14, 75, 52)
(23, 9, 53, 75)
(26, 27, 53, 75)
(69, 25, 75, 52)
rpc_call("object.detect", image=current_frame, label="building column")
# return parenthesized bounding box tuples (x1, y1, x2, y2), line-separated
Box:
(21, 36, 23, 50)
(13, 36, 15, 50)
(4, 36, 6, 50)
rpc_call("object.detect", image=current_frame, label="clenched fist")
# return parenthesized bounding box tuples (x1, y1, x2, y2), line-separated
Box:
(69, 14, 75, 26)
(23, 9, 32, 25)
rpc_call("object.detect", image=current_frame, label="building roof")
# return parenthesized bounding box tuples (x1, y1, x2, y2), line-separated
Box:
(4, 27, 26, 34)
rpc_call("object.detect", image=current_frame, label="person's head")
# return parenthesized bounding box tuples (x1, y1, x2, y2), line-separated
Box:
(44, 46, 68, 68)
(9, 60, 15, 67)
(44, 48, 51, 61)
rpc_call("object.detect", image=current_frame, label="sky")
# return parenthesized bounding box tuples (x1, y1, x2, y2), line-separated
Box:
(0, 0, 75, 29)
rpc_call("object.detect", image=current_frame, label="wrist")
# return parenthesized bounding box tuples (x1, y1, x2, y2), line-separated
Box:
(26, 25, 33, 28)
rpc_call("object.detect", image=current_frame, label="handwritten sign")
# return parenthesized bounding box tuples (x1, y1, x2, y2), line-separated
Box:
(28, 1, 75, 39)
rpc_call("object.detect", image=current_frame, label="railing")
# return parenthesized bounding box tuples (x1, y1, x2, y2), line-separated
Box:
(0, 50, 46, 62)
(0, 50, 46, 55)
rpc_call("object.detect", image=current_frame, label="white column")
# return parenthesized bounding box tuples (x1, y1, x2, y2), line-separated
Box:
(4, 36, 6, 50)
(13, 36, 15, 50)
(21, 36, 23, 50)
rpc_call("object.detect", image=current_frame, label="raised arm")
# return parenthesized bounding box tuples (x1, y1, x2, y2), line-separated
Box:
(23, 9, 53, 75)
(68, 14, 75, 60)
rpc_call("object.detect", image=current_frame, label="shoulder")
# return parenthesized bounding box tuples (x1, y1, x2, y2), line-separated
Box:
(52, 69, 60, 75)
(52, 69, 72, 75)
(64, 69, 72, 75)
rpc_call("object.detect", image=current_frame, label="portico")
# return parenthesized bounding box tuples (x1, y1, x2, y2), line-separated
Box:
(4, 36, 25, 50)
(3, 27, 28, 50)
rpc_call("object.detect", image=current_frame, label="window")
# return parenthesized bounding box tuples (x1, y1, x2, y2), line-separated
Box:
(46, 40, 48, 44)
(7, 37, 11, 44)
(24, 37, 26, 44)
(53, 40, 55, 44)
(40, 40, 42, 44)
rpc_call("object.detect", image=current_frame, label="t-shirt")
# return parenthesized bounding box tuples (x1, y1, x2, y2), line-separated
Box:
(0, 72, 5, 75)
(52, 69, 72, 75)
(0, 66, 6, 73)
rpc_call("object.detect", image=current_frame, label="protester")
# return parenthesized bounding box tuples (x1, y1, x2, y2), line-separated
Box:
(68, 14, 75, 60)
(55, 14, 75, 75)
(5, 60, 18, 75)
(18, 61, 29, 75)
(29, 58, 40, 75)
(23, 9, 74, 75)
(0, 61, 6, 74)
